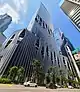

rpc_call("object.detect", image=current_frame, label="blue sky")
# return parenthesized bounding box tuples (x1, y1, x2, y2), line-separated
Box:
(0, 0, 80, 48)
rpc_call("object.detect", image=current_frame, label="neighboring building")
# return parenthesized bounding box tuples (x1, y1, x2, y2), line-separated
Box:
(0, 13, 12, 33)
(0, 33, 6, 46)
(0, 33, 6, 51)
(60, 32, 74, 56)
(0, 13, 12, 50)
(60, 0, 80, 31)
(72, 48, 80, 71)
(65, 46, 80, 79)
(0, 3, 67, 80)
(59, 32, 80, 80)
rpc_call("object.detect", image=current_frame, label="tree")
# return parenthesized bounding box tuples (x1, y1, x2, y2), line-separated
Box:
(59, 69, 65, 85)
(32, 59, 45, 85)
(8, 66, 18, 82)
(17, 67, 25, 83)
(45, 66, 57, 89)
(45, 72, 50, 84)
(48, 66, 57, 84)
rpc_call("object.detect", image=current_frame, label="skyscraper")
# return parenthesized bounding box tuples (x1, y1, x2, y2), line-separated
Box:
(60, 0, 80, 31)
(0, 3, 67, 80)
(0, 33, 6, 51)
(60, 32, 80, 79)
(0, 13, 12, 33)
(0, 13, 12, 49)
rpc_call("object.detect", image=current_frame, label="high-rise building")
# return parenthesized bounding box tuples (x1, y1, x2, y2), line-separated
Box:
(0, 3, 67, 80)
(0, 13, 12, 33)
(60, 0, 80, 31)
(0, 13, 12, 50)
(60, 32, 80, 79)
(72, 47, 80, 71)
(0, 33, 6, 51)
(60, 32, 75, 56)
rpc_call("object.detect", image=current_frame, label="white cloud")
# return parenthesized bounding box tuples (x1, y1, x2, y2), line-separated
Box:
(13, 0, 28, 13)
(0, 3, 20, 24)
(0, 0, 28, 24)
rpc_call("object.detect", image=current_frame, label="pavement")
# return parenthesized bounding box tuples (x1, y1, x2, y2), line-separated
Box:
(0, 84, 80, 92)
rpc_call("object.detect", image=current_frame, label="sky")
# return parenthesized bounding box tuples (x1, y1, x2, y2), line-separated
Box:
(0, 0, 80, 48)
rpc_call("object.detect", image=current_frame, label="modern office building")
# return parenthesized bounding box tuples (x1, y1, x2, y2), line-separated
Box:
(60, 32, 75, 56)
(59, 32, 80, 80)
(0, 13, 12, 33)
(0, 33, 6, 51)
(72, 48, 80, 71)
(0, 3, 67, 80)
(0, 14, 12, 50)
(60, 0, 80, 31)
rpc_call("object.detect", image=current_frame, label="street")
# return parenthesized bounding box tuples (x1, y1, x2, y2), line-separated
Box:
(0, 84, 80, 92)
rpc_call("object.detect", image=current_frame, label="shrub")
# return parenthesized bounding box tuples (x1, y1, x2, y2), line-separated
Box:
(0, 78, 11, 84)
(46, 82, 57, 89)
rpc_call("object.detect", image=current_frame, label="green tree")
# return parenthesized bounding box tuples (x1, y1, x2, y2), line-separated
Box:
(8, 66, 18, 82)
(32, 59, 45, 85)
(17, 67, 25, 83)
(48, 66, 57, 84)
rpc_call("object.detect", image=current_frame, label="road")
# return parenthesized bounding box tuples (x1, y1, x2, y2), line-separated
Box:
(0, 84, 80, 92)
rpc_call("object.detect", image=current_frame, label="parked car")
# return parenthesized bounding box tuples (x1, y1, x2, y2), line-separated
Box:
(55, 84, 61, 88)
(68, 85, 73, 89)
(23, 81, 37, 87)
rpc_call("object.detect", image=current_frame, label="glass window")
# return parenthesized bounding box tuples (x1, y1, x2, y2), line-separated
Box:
(11, 34, 15, 39)
(35, 39, 40, 51)
(54, 52, 56, 63)
(5, 40, 12, 48)
(19, 29, 25, 38)
(57, 57, 60, 67)
(41, 46, 44, 58)
(35, 15, 40, 22)
(63, 57, 66, 65)
(51, 52, 53, 60)
(43, 21, 46, 29)
(46, 46, 49, 57)
(39, 17, 42, 26)
(48, 28, 50, 34)
(46, 24, 47, 28)
(0, 56, 3, 61)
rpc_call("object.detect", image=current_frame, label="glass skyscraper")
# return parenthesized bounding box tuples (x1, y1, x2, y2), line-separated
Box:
(60, 0, 80, 32)
(0, 14, 12, 50)
(0, 3, 67, 80)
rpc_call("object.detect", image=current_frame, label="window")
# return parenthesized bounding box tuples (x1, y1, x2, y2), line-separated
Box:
(19, 29, 25, 38)
(5, 40, 12, 48)
(51, 52, 53, 64)
(50, 29, 52, 34)
(35, 15, 40, 22)
(48, 28, 50, 34)
(0, 56, 3, 61)
(17, 40, 20, 44)
(43, 21, 46, 29)
(11, 34, 15, 39)
(54, 52, 56, 63)
(63, 57, 66, 66)
(51, 52, 53, 61)
(46, 46, 49, 57)
(41, 46, 44, 58)
(46, 24, 47, 28)
(57, 57, 60, 67)
(35, 39, 39, 48)
(39, 17, 42, 26)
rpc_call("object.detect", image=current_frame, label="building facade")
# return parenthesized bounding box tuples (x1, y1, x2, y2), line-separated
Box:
(0, 14, 12, 50)
(0, 13, 12, 33)
(61, 0, 80, 31)
(0, 3, 66, 80)
(72, 48, 80, 71)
